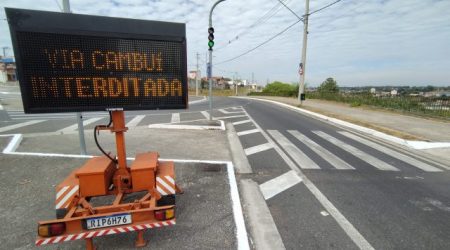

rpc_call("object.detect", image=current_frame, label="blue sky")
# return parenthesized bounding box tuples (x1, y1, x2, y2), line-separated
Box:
(1, 0, 449, 86)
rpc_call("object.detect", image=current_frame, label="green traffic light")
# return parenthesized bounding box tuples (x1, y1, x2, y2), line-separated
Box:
(208, 41, 214, 48)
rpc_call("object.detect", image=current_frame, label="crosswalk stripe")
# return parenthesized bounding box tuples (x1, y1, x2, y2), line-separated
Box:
(0, 120, 45, 133)
(237, 129, 260, 136)
(338, 131, 443, 172)
(245, 142, 273, 156)
(288, 130, 355, 170)
(232, 119, 252, 125)
(57, 117, 104, 133)
(313, 131, 400, 171)
(268, 130, 320, 169)
(171, 113, 180, 123)
(201, 111, 210, 120)
(126, 115, 145, 128)
(260, 170, 303, 200)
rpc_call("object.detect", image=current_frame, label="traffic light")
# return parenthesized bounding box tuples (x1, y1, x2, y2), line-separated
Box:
(208, 27, 214, 50)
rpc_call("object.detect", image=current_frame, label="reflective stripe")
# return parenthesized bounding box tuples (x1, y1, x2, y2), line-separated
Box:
(55, 185, 79, 209)
(56, 186, 70, 199)
(157, 186, 168, 195)
(165, 175, 175, 185)
(157, 176, 175, 194)
(36, 219, 176, 245)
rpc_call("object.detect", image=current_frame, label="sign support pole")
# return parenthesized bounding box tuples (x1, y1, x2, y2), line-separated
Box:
(62, 0, 87, 155)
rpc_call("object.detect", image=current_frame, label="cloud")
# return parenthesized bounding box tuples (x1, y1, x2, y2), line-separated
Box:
(1, 0, 449, 86)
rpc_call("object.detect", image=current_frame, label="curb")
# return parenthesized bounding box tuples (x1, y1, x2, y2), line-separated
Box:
(235, 97, 450, 150)
(226, 123, 253, 174)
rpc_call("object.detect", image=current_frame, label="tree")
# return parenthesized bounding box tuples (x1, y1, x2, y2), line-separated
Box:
(318, 77, 339, 93)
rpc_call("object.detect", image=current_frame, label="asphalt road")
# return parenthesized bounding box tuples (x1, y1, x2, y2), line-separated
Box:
(1, 94, 449, 249)
(232, 98, 450, 250)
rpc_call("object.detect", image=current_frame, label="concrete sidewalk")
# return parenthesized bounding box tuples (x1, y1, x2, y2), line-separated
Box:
(251, 96, 450, 142)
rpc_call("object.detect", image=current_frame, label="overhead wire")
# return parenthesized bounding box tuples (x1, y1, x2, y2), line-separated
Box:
(214, 0, 291, 51)
(54, 0, 63, 11)
(215, 0, 344, 65)
(310, 0, 343, 15)
(216, 18, 303, 65)
(276, 0, 302, 20)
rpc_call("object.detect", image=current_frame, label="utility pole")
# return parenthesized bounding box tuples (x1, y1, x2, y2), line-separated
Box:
(208, 0, 226, 121)
(233, 72, 237, 96)
(63, 0, 87, 155)
(2, 47, 8, 57)
(196, 52, 199, 96)
(252, 72, 254, 84)
(298, 0, 309, 104)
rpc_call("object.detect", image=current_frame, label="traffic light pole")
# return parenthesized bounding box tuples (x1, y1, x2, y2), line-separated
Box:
(298, 0, 309, 105)
(208, 0, 226, 121)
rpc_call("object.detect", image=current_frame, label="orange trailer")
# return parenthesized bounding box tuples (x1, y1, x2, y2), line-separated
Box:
(36, 110, 182, 249)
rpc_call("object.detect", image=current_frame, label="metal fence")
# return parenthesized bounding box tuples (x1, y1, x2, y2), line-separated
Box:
(306, 92, 450, 119)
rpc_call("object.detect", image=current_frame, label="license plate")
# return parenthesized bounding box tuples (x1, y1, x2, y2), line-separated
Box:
(85, 213, 132, 230)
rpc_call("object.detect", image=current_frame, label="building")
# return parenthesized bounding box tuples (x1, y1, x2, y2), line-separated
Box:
(0, 57, 17, 83)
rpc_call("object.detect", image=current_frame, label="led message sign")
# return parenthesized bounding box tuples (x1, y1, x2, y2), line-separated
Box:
(6, 8, 187, 113)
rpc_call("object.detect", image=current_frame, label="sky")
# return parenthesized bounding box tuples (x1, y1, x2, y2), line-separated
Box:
(1, 0, 449, 87)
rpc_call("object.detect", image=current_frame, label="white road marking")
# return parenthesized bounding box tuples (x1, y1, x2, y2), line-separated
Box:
(241, 109, 375, 250)
(314, 131, 400, 171)
(171, 113, 180, 123)
(0, 120, 45, 133)
(125, 115, 145, 128)
(260, 170, 303, 200)
(338, 131, 443, 172)
(201, 111, 210, 120)
(0, 133, 251, 250)
(227, 163, 251, 250)
(57, 117, 103, 133)
(321, 211, 330, 216)
(425, 198, 450, 212)
(244, 142, 273, 156)
(232, 119, 252, 125)
(2, 134, 22, 153)
(148, 120, 225, 131)
(214, 114, 248, 120)
(219, 108, 244, 114)
(288, 130, 354, 170)
(189, 96, 207, 105)
(268, 130, 320, 169)
(237, 129, 260, 136)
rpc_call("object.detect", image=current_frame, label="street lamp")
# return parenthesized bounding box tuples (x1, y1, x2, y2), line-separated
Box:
(208, 0, 226, 121)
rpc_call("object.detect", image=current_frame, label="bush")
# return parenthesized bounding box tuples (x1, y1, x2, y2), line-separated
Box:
(350, 100, 362, 107)
(261, 81, 298, 97)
